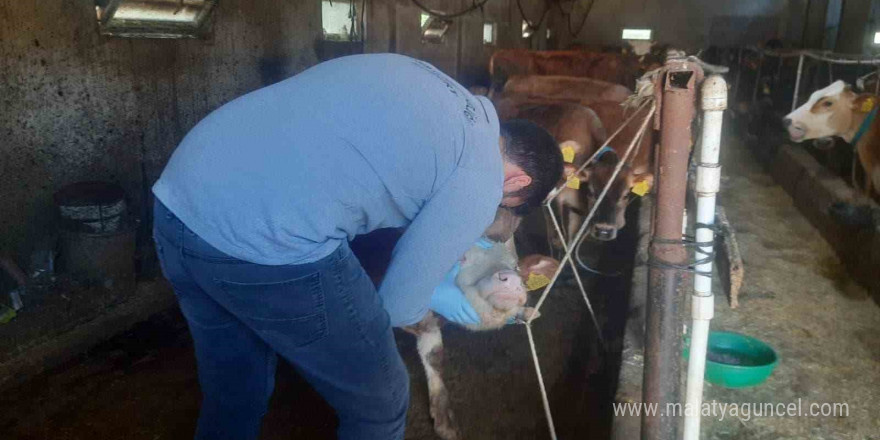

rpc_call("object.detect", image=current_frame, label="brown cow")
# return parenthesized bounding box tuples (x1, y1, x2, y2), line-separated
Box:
(493, 75, 632, 120)
(501, 75, 632, 104)
(489, 49, 640, 88)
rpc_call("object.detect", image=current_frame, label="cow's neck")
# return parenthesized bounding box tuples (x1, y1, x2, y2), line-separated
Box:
(844, 110, 877, 146)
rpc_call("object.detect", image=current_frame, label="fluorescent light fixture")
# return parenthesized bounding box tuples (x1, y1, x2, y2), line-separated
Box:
(483, 22, 496, 44)
(421, 13, 430, 28)
(622, 28, 652, 40)
(874, 31, 880, 45)
(94, 0, 217, 39)
(421, 16, 452, 43)
(522, 20, 534, 38)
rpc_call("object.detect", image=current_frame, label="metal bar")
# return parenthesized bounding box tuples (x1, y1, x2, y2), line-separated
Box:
(745, 46, 880, 64)
(752, 53, 764, 105)
(732, 48, 743, 103)
(641, 58, 700, 440)
(775, 56, 783, 88)
(875, 67, 880, 95)
(791, 54, 805, 113)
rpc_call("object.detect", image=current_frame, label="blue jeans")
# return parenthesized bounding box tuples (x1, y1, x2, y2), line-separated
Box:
(152, 200, 408, 440)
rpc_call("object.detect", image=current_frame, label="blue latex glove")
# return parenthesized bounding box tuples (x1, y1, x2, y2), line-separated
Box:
(429, 261, 481, 325)
(430, 237, 513, 326)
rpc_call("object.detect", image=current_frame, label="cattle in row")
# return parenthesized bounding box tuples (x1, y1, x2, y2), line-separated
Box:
(489, 48, 640, 89)
(493, 75, 632, 120)
(784, 80, 880, 199)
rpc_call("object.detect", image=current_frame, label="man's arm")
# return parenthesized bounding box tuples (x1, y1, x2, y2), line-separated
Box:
(378, 169, 501, 327)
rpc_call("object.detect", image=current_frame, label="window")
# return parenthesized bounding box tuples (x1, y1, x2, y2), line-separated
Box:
(874, 31, 880, 45)
(622, 28, 652, 40)
(421, 13, 430, 28)
(322, 0, 359, 41)
(483, 22, 496, 45)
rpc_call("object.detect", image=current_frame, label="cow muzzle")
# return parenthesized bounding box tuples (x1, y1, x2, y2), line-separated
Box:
(591, 224, 618, 241)
(783, 118, 807, 141)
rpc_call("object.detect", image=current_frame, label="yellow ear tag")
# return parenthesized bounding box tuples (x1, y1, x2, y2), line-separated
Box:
(526, 272, 551, 291)
(631, 180, 650, 197)
(561, 145, 576, 163)
(566, 176, 581, 189)
(861, 97, 875, 113)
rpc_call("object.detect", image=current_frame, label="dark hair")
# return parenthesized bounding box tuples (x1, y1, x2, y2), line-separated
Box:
(500, 120, 564, 215)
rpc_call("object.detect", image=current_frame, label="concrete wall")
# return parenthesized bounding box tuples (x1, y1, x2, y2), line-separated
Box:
(0, 0, 321, 261)
(835, 0, 873, 53)
(550, 0, 808, 51)
(802, 0, 830, 49)
(0, 0, 544, 263)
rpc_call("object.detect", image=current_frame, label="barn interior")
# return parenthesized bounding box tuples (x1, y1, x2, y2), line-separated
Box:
(1, 1, 879, 439)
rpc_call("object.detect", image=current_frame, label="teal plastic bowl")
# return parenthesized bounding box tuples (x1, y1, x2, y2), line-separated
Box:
(683, 331, 779, 388)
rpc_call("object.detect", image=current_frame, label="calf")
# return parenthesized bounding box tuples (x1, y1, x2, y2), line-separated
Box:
(578, 101, 655, 241)
(353, 208, 558, 440)
(783, 80, 880, 199)
(403, 207, 558, 440)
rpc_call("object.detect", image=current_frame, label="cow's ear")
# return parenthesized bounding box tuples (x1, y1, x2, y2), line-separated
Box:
(559, 140, 583, 164)
(629, 173, 654, 197)
(852, 94, 877, 113)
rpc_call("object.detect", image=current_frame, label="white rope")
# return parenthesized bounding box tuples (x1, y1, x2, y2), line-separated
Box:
(544, 191, 603, 340)
(526, 323, 557, 440)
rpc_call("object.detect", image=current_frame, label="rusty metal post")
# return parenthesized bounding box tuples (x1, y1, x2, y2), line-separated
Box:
(641, 54, 701, 440)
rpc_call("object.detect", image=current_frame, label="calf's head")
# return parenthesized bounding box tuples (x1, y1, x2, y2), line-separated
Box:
(783, 80, 870, 142)
(578, 150, 652, 241)
(457, 244, 525, 312)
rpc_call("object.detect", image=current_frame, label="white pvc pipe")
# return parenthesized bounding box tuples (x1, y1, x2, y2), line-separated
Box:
(791, 54, 805, 113)
(683, 74, 726, 440)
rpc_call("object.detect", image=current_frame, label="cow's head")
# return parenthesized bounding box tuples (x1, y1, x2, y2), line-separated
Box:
(578, 150, 653, 241)
(783, 80, 867, 142)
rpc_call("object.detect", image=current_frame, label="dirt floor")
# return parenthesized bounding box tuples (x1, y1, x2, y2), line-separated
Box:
(693, 129, 880, 439)
(0, 210, 638, 439)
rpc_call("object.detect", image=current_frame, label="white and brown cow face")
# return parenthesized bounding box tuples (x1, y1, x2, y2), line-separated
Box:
(783, 80, 858, 142)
